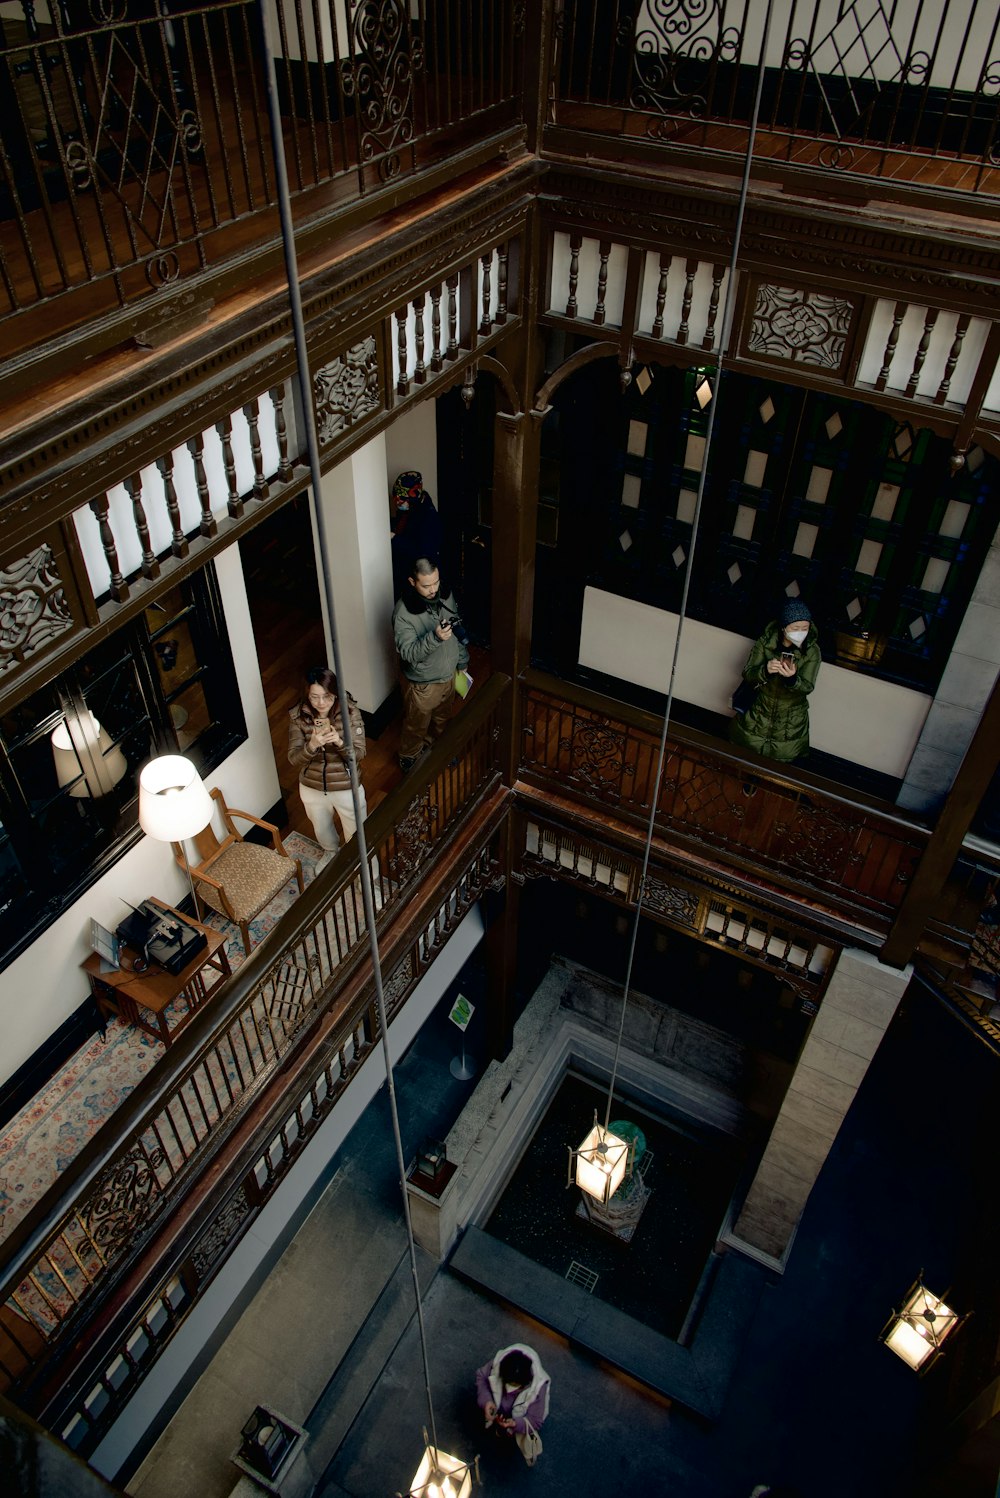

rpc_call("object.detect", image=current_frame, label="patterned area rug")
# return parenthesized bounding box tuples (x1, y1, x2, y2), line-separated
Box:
(0, 832, 326, 1246)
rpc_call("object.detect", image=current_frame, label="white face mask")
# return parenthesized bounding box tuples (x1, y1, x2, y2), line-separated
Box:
(785, 627, 808, 644)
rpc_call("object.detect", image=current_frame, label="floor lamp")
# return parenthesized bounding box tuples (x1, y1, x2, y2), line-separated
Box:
(138, 754, 214, 920)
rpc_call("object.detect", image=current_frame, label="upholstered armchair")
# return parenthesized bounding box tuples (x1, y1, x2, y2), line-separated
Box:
(176, 787, 304, 956)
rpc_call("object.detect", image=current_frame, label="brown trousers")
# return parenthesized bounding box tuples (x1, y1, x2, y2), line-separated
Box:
(400, 676, 455, 759)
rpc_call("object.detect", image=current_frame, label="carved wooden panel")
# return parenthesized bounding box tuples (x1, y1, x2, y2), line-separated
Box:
(0, 538, 79, 679)
(744, 281, 859, 375)
(314, 337, 381, 444)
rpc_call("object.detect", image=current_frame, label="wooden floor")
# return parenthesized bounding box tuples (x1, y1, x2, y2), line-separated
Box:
(242, 511, 491, 841)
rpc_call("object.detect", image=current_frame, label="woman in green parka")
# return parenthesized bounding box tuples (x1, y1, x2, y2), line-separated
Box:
(729, 599, 821, 763)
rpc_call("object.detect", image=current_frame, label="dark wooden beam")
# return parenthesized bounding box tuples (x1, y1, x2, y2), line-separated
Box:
(884, 669, 1000, 968)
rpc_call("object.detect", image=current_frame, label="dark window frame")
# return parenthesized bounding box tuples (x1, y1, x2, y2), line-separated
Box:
(0, 565, 246, 972)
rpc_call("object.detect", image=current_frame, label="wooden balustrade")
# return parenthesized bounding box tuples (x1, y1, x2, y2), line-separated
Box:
(0, 676, 508, 1435)
(520, 671, 927, 926)
(0, 0, 523, 351)
(553, 0, 1000, 198)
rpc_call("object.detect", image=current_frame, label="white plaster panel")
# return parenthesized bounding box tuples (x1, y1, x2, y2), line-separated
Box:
(578, 587, 931, 776)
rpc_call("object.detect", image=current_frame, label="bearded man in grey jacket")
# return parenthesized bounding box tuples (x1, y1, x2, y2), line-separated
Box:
(391, 557, 469, 772)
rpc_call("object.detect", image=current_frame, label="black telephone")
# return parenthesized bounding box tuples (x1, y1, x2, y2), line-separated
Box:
(117, 901, 207, 975)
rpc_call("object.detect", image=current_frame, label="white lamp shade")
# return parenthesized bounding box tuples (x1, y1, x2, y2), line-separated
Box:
(884, 1284, 960, 1371)
(575, 1121, 629, 1205)
(138, 755, 213, 843)
(51, 711, 128, 798)
(408, 1444, 472, 1498)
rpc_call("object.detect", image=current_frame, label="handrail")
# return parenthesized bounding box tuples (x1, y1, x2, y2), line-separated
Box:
(522, 667, 926, 831)
(520, 670, 928, 923)
(0, 675, 509, 1317)
(551, 0, 1000, 201)
(0, 0, 524, 350)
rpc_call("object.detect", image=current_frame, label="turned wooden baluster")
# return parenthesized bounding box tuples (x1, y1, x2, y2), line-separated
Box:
(89, 496, 129, 602)
(594, 240, 610, 325)
(187, 432, 217, 536)
(480, 251, 492, 335)
(935, 314, 970, 405)
(157, 452, 188, 558)
(413, 292, 427, 384)
(446, 274, 459, 359)
(678, 258, 697, 346)
(876, 301, 906, 392)
(496, 243, 508, 324)
(269, 386, 295, 481)
(243, 396, 269, 500)
(124, 473, 160, 580)
(652, 252, 669, 340)
(216, 416, 243, 518)
(429, 283, 443, 371)
(396, 305, 410, 395)
(703, 263, 725, 351)
(566, 234, 581, 318)
(905, 307, 938, 398)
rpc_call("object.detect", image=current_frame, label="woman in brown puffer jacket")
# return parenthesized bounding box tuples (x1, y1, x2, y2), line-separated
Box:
(288, 667, 367, 853)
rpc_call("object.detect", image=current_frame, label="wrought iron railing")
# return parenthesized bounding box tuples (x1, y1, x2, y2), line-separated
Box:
(553, 0, 1000, 197)
(520, 671, 927, 925)
(0, 674, 507, 1432)
(0, 0, 523, 344)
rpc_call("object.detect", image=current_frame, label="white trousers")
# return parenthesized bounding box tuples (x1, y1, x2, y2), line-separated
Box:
(299, 780, 367, 852)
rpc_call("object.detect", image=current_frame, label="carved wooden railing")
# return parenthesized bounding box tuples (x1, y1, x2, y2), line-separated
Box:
(552, 0, 1000, 200)
(0, 675, 509, 1452)
(520, 671, 928, 929)
(0, 0, 524, 350)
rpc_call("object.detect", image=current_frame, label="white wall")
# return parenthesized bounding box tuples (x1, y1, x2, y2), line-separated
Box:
(579, 587, 931, 778)
(384, 399, 438, 506)
(0, 543, 280, 1091)
(318, 434, 398, 714)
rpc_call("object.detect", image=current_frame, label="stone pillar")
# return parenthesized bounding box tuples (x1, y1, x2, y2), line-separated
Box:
(731, 949, 910, 1265)
(315, 433, 397, 716)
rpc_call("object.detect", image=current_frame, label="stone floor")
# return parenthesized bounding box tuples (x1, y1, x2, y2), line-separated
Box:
(127, 953, 997, 1498)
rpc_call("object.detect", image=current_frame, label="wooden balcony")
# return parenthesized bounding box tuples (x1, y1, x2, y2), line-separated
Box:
(549, 0, 1000, 212)
(0, 0, 525, 382)
(1, 665, 996, 1454)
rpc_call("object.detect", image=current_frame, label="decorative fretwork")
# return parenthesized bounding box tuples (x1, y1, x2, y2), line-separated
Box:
(348, 0, 421, 182)
(787, 0, 908, 147)
(641, 873, 699, 928)
(523, 681, 925, 924)
(747, 284, 855, 372)
(523, 813, 833, 993)
(314, 338, 381, 443)
(559, 717, 636, 802)
(81, 1143, 167, 1258)
(386, 793, 439, 886)
(0, 544, 74, 675)
(65, 14, 204, 275)
(629, 0, 739, 120)
(190, 1187, 252, 1281)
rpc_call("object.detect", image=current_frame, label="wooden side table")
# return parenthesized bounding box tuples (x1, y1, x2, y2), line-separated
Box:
(82, 898, 231, 1048)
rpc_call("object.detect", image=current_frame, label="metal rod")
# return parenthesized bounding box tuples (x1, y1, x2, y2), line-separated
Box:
(604, 0, 778, 1137)
(256, 0, 440, 1459)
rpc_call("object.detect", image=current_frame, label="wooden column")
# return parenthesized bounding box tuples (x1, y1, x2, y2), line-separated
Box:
(884, 668, 1000, 968)
(484, 813, 523, 1063)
